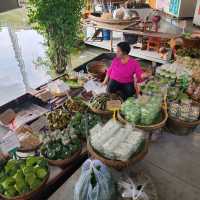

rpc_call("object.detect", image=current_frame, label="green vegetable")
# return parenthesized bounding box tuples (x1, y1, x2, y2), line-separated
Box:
(4, 186, 17, 197)
(68, 112, 101, 138)
(41, 129, 81, 160)
(1, 177, 15, 190)
(90, 94, 121, 111)
(25, 172, 37, 186)
(15, 171, 24, 181)
(0, 184, 4, 194)
(5, 160, 22, 176)
(29, 179, 42, 190)
(15, 179, 29, 194)
(22, 166, 34, 175)
(0, 157, 48, 197)
(35, 168, 48, 179)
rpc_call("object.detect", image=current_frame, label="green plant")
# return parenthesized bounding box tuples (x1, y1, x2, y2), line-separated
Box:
(27, 0, 84, 73)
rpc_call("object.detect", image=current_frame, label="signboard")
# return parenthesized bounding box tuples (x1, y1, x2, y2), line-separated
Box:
(106, 100, 121, 111)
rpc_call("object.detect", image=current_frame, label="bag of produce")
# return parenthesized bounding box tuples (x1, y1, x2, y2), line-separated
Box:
(189, 106, 200, 121)
(74, 159, 115, 200)
(121, 98, 141, 124)
(169, 102, 180, 118)
(140, 96, 162, 125)
(48, 80, 69, 97)
(180, 103, 200, 122)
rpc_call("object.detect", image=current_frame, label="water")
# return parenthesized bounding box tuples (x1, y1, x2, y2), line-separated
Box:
(0, 9, 51, 106)
(0, 8, 104, 107)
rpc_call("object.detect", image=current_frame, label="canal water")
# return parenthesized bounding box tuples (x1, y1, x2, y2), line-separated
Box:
(0, 8, 104, 106)
(0, 9, 51, 106)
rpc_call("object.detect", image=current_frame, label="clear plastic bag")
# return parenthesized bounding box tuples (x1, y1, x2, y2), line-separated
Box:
(74, 159, 115, 200)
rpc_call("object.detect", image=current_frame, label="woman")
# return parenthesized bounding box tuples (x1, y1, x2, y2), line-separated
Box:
(102, 42, 144, 100)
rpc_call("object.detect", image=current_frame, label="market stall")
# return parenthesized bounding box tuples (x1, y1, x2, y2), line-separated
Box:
(0, 47, 200, 199)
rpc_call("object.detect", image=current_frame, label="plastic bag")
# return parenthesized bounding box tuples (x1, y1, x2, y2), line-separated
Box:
(121, 98, 141, 124)
(140, 96, 162, 125)
(48, 80, 70, 97)
(74, 159, 115, 200)
(118, 177, 149, 200)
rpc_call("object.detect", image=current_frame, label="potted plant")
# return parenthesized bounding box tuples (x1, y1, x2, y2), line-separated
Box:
(27, 0, 84, 74)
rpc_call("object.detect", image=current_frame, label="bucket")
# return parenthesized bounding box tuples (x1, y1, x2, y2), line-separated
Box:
(102, 29, 111, 40)
(124, 33, 138, 44)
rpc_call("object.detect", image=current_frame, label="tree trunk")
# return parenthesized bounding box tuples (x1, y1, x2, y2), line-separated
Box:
(55, 48, 68, 74)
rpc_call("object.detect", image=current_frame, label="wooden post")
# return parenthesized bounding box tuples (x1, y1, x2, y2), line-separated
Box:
(110, 30, 113, 52)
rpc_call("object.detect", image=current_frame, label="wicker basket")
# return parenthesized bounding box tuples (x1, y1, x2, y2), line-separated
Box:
(168, 115, 200, 129)
(87, 140, 148, 170)
(47, 148, 82, 167)
(89, 105, 113, 116)
(88, 15, 139, 25)
(0, 171, 49, 200)
(86, 60, 109, 81)
(17, 143, 42, 153)
(117, 108, 168, 132)
(16, 126, 43, 153)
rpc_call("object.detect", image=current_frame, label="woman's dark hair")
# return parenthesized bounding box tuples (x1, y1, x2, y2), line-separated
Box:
(117, 42, 131, 55)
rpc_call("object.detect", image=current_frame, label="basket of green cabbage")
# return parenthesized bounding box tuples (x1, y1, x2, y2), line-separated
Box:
(118, 96, 168, 131)
(0, 156, 49, 200)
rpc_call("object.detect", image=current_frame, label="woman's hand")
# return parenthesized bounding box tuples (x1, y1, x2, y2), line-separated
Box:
(102, 80, 107, 86)
(102, 75, 109, 86)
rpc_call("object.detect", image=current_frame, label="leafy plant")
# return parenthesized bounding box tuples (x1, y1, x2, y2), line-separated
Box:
(27, 0, 85, 73)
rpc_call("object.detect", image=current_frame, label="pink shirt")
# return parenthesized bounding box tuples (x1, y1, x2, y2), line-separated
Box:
(107, 57, 143, 84)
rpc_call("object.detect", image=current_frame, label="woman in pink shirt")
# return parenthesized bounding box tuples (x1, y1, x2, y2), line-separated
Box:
(102, 42, 144, 100)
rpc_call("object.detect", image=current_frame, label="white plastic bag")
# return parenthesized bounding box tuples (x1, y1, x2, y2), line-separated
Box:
(74, 159, 115, 200)
(118, 177, 149, 200)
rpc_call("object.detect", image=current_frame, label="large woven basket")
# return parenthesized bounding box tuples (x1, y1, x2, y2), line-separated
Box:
(87, 140, 148, 170)
(167, 100, 200, 129)
(16, 126, 43, 153)
(89, 15, 139, 25)
(117, 108, 168, 132)
(89, 105, 113, 116)
(0, 171, 49, 200)
(168, 115, 200, 129)
(86, 60, 110, 81)
(47, 148, 82, 167)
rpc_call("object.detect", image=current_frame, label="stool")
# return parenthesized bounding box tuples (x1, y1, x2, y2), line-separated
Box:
(147, 37, 161, 52)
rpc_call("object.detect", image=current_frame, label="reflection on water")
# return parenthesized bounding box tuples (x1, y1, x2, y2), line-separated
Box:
(0, 9, 51, 106)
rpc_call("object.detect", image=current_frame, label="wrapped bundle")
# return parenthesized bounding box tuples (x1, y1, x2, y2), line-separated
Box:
(90, 120, 121, 152)
(113, 130, 145, 161)
(102, 128, 129, 159)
